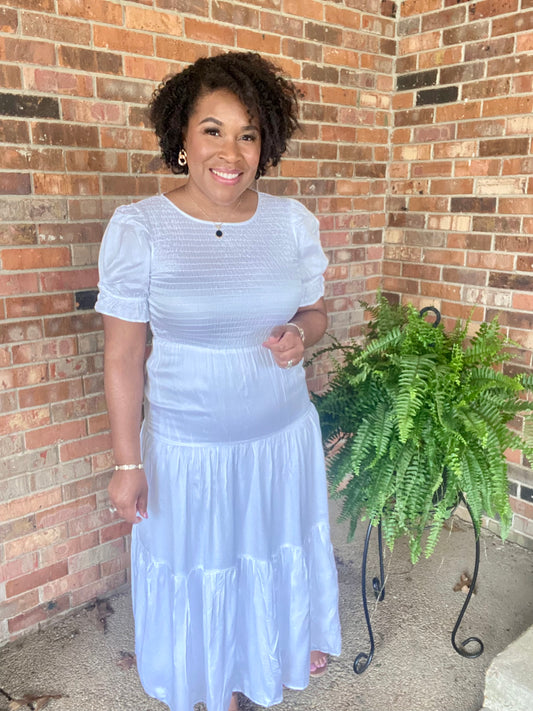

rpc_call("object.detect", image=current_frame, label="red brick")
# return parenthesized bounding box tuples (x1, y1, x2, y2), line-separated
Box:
(284, 0, 323, 20)
(412, 161, 453, 178)
(468, 0, 519, 21)
(512, 74, 533, 94)
(61, 98, 125, 125)
(58, 45, 122, 75)
(35, 495, 97, 529)
(0, 488, 62, 524)
(56, 0, 122, 24)
(21, 11, 91, 43)
(125, 4, 182, 33)
(60, 433, 111, 463)
(32, 122, 99, 148)
(12, 337, 77, 364)
(443, 267, 489, 287)
(70, 570, 126, 607)
(483, 96, 533, 118)
(65, 150, 128, 174)
(34, 173, 100, 196)
(322, 46, 359, 69)
(0, 591, 40, 626)
(0, 62, 21, 89)
(401, 0, 441, 17)
(40, 531, 99, 567)
(124, 55, 181, 82)
(431, 179, 475, 195)
(436, 101, 482, 124)
(40, 268, 98, 293)
(1, 363, 48, 390)
(5, 293, 73, 319)
(462, 77, 511, 101)
(155, 36, 207, 64)
(488, 54, 533, 78)
(68, 538, 124, 574)
(236, 28, 280, 54)
(0, 36, 55, 65)
(43, 565, 100, 599)
(87, 412, 110, 435)
(513, 293, 533, 311)
(0, 6, 18, 31)
(0, 118, 29, 143)
(6, 560, 68, 598)
(399, 30, 440, 56)
(0, 554, 38, 584)
(48, 353, 102, 381)
(94, 24, 154, 55)
(0, 172, 31, 195)
(418, 45, 462, 70)
(467, 252, 515, 271)
(0, 147, 64, 172)
(100, 126, 156, 153)
(8, 594, 70, 634)
(25, 68, 93, 97)
(46, 312, 103, 340)
(499, 198, 533, 214)
(1, 246, 71, 270)
(517, 255, 533, 272)
(101, 552, 130, 578)
(51, 394, 105, 425)
(25, 420, 87, 450)
(0, 407, 50, 436)
(493, 10, 533, 37)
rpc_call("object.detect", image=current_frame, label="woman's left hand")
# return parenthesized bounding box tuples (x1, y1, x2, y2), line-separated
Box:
(262, 324, 304, 369)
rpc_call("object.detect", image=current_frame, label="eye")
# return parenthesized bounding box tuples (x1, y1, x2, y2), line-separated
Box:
(241, 133, 258, 142)
(203, 127, 220, 136)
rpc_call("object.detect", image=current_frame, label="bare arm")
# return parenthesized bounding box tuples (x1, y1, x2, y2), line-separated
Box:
(262, 297, 327, 368)
(103, 314, 149, 524)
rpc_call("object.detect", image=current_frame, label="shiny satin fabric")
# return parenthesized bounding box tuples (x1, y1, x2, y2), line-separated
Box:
(95, 192, 341, 711)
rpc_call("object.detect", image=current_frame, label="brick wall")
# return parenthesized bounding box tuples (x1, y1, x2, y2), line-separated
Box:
(0, 0, 393, 642)
(387, 0, 533, 547)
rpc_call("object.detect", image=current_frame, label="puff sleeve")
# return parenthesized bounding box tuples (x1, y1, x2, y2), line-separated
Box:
(95, 206, 151, 323)
(292, 200, 329, 307)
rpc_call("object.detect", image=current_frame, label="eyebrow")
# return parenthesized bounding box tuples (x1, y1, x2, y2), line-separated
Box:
(198, 117, 259, 131)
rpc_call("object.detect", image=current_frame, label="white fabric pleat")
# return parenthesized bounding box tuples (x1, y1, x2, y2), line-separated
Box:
(95, 192, 341, 711)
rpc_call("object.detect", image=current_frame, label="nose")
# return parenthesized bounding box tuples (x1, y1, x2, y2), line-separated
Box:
(218, 138, 241, 162)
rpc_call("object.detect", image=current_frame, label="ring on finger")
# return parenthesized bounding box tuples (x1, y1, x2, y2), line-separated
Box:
(286, 359, 294, 368)
(109, 506, 117, 513)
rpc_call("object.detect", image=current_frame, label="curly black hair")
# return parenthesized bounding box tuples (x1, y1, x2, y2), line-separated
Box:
(148, 52, 300, 179)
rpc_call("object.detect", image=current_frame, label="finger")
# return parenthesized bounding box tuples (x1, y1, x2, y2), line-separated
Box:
(136, 489, 148, 520)
(269, 325, 285, 340)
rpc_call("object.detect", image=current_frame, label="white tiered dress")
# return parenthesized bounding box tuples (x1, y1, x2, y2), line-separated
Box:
(95, 191, 341, 711)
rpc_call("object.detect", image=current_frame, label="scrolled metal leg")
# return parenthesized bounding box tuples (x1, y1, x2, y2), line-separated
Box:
(354, 520, 386, 674)
(451, 496, 484, 658)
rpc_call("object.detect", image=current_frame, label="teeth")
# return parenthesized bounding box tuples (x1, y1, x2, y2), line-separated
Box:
(212, 169, 239, 179)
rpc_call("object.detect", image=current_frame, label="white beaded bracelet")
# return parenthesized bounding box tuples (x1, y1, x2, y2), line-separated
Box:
(286, 321, 305, 344)
(114, 464, 143, 471)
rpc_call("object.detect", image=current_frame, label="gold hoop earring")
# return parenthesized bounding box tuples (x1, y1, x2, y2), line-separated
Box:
(177, 149, 187, 167)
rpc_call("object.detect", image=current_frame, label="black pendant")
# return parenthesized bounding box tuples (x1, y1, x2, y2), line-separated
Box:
(215, 228, 223, 238)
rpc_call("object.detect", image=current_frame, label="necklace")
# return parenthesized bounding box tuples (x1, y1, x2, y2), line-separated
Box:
(187, 190, 245, 238)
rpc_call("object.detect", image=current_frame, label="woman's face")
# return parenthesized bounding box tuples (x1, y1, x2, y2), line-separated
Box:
(182, 89, 261, 208)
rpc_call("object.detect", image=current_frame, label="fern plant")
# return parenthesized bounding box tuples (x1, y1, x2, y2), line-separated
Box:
(313, 293, 533, 563)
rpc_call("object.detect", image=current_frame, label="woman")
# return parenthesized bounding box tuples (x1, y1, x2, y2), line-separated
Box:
(96, 52, 341, 711)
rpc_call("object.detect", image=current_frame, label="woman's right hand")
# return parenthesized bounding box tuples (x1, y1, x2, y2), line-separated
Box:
(108, 469, 148, 524)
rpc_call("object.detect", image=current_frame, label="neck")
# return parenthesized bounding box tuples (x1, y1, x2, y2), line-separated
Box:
(186, 186, 248, 223)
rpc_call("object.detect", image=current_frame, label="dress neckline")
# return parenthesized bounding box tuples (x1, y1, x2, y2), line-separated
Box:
(159, 191, 261, 227)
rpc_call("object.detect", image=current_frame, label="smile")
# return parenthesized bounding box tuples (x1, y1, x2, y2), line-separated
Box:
(211, 168, 242, 180)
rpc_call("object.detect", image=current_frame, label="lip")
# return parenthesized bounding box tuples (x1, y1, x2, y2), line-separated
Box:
(210, 168, 243, 183)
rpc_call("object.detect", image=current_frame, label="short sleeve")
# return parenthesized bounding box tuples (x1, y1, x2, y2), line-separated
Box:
(292, 201, 329, 307)
(95, 206, 151, 323)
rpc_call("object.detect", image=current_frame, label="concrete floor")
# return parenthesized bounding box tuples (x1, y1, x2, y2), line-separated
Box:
(1, 504, 532, 711)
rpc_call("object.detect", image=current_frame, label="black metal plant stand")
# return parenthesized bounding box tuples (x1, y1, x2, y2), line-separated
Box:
(353, 493, 483, 675)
